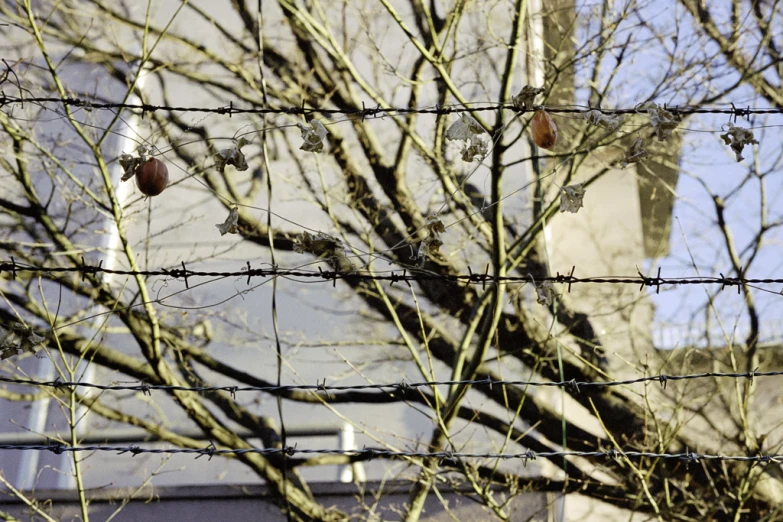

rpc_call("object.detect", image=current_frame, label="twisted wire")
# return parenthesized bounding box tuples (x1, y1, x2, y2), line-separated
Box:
(1, 95, 781, 118)
(1, 260, 779, 292)
(0, 369, 778, 395)
(0, 443, 777, 464)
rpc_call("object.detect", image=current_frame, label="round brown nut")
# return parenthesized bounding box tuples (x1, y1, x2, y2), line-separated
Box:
(135, 158, 169, 197)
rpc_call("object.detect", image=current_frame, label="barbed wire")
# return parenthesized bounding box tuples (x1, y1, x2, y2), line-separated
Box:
(1, 369, 778, 396)
(0, 442, 777, 465)
(1, 95, 782, 119)
(1, 259, 780, 293)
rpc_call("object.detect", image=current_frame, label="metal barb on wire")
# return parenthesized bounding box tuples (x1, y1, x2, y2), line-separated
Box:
(139, 380, 151, 396)
(747, 367, 758, 385)
(3, 260, 783, 290)
(3, 95, 783, 118)
(317, 378, 332, 399)
(0, 443, 780, 465)
(4, 370, 783, 396)
(196, 441, 217, 460)
(181, 261, 190, 289)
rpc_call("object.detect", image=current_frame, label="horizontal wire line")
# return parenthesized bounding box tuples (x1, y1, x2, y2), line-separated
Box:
(0, 370, 778, 395)
(0, 261, 779, 290)
(0, 443, 778, 464)
(1, 95, 782, 117)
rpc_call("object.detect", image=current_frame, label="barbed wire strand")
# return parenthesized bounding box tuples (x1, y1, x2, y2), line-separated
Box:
(1, 260, 780, 292)
(2, 95, 782, 118)
(0, 443, 777, 464)
(0, 369, 778, 395)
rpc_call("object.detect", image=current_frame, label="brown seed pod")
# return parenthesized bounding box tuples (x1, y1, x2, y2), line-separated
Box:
(530, 110, 558, 149)
(135, 158, 169, 197)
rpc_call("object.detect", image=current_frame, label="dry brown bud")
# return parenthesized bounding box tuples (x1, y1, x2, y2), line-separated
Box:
(530, 110, 558, 149)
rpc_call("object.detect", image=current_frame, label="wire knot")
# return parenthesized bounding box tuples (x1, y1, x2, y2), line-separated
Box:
(389, 270, 410, 287)
(80, 256, 101, 281)
(139, 380, 151, 396)
(439, 450, 456, 466)
(360, 102, 382, 121)
(730, 103, 751, 123)
(50, 377, 68, 391)
(680, 448, 700, 465)
(196, 441, 217, 460)
(317, 266, 339, 287)
(523, 450, 537, 466)
(606, 448, 621, 460)
(118, 445, 143, 456)
(719, 270, 743, 294)
(317, 378, 332, 399)
(164, 262, 191, 288)
(637, 267, 663, 293)
(466, 265, 491, 288)
(363, 446, 377, 460)
(554, 266, 577, 293)
(5, 257, 17, 280)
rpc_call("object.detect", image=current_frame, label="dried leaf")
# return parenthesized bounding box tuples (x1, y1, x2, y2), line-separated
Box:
(297, 120, 329, 153)
(445, 113, 485, 142)
(719, 123, 758, 162)
(0, 345, 18, 360)
(214, 139, 249, 173)
(645, 103, 679, 141)
(294, 232, 354, 272)
(416, 216, 448, 262)
(20, 330, 45, 355)
(620, 137, 649, 168)
(0, 327, 16, 360)
(119, 147, 151, 182)
(294, 231, 343, 257)
(1, 325, 46, 360)
(425, 217, 446, 236)
(512, 85, 544, 110)
(215, 207, 240, 236)
(415, 237, 444, 265)
(560, 183, 586, 213)
(460, 137, 488, 162)
(583, 110, 622, 131)
(119, 153, 142, 182)
(425, 238, 443, 255)
(334, 253, 356, 273)
(535, 281, 557, 306)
